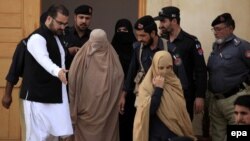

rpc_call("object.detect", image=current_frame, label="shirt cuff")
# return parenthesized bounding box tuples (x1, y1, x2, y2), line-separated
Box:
(53, 67, 61, 77)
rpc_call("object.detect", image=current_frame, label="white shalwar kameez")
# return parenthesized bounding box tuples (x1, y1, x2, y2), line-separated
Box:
(23, 34, 73, 141)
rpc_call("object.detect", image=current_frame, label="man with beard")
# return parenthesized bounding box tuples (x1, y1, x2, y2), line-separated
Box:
(64, 4, 93, 67)
(20, 4, 73, 140)
(154, 6, 207, 120)
(120, 16, 167, 116)
(207, 13, 250, 141)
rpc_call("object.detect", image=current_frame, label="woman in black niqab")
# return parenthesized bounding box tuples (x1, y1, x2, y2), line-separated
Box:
(111, 19, 137, 141)
(112, 19, 136, 77)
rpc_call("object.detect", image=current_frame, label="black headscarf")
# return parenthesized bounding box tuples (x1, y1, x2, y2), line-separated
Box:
(111, 19, 136, 77)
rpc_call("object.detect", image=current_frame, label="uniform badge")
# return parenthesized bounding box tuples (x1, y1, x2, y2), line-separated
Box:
(198, 48, 203, 55)
(245, 50, 250, 58)
(219, 16, 225, 22)
(137, 23, 143, 29)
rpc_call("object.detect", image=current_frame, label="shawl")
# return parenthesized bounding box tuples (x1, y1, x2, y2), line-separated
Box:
(133, 51, 195, 141)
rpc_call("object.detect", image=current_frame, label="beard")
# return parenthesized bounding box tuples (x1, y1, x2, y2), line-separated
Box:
(147, 37, 154, 46)
(48, 22, 63, 36)
(215, 38, 225, 44)
(77, 23, 88, 32)
(160, 27, 172, 39)
(141, 37, 153, 46)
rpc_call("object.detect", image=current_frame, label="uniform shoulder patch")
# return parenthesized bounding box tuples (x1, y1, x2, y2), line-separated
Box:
(182, 31, 203, 55)
(234, 38, 241, 46)
(195, 39, 203, 55)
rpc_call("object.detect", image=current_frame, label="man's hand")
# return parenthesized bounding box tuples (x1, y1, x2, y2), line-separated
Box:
(2, 94, 12, 109)
(68, 47, 80, 55)
(118, 91, 127, 115)
(2, 81, 14, 109)
(58, 69, 68, 85)
(194, 97, 204, 114)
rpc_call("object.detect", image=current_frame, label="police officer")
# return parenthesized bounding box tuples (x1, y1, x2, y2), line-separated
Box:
(154, 6, 207, 120)
(207, 13, 250, 141)
(64, 4, 93, 67)
(119, 15, 167, 114)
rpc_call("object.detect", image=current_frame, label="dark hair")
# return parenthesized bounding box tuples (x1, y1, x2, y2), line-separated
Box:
(47, 4, 69, 19)
(40, 12, 48, 24)
(169, 17, 181, 25)
(234, 95, 250, 109)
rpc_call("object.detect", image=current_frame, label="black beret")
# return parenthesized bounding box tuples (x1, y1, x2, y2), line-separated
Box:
(211, 13, 235, 28)
(154, 6, 180, 21)
(74, 5, 93, 15)
(134, 15, 156, 31)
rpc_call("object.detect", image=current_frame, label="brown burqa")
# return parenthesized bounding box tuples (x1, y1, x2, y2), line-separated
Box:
(68, 29, 124, 141)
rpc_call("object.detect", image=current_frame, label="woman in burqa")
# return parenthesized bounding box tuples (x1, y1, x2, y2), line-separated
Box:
(111, 19, 137, 141)
(133, 51, 196, 141)
(68, 29, 124, 141)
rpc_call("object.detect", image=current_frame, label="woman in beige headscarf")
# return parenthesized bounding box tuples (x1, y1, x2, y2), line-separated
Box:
(133, 51, 196, 141)
(68, 29, 124, 141)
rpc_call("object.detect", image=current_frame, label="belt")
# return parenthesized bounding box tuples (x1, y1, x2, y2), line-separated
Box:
(213, 84, 246, 100)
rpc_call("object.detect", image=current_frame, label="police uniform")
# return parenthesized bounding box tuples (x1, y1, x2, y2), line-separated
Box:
(208, 13, 250, 141)
(63, 5, 92, 68)
(154, 6, 207, 120)
(168, 30, 207, 120)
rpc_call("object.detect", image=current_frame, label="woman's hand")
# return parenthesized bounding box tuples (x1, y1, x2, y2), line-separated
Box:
(152, 75, 165, 88)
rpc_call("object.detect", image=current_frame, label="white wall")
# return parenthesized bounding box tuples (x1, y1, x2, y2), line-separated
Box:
(146, 0, 250, 61)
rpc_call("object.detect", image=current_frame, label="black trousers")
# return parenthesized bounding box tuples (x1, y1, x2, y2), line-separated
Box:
(119, 92, 136, 141)
(183, 89, 195, 120)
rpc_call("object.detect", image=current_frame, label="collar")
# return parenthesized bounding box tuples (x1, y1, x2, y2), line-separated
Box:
(214, 34, 236, 45)
(174, 29, 185, 41)
(224, 34, 236, 43)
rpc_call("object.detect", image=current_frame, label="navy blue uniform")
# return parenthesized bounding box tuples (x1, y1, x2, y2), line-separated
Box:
(208, 34, 250, 94)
